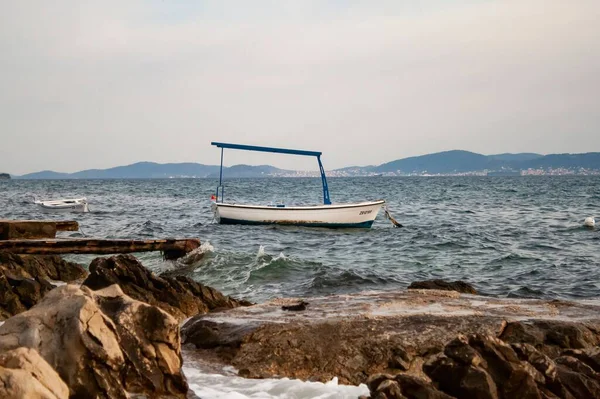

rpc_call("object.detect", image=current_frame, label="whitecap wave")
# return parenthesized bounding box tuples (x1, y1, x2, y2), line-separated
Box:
(183, 366, 368, 399)
(178, 241, 215, 265)
(256, 245, 266, 259)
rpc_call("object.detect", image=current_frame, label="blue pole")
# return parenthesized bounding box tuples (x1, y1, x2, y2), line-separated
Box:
(218, 148, 224, 202)
(317, 156, 331, 205)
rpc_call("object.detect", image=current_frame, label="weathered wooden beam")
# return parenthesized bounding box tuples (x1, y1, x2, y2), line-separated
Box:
(0, 238, 201, 259)
(55, 221, 79, 232)
(0, 220, 79, 240)
(0, 220, 56, 240)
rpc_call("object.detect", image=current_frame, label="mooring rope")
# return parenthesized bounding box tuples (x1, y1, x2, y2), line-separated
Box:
(384, 204, 403, 228)
(79, 226, 88, 237)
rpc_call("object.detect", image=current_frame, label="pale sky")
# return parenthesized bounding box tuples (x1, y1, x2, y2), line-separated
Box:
(1, 0, 599, 175)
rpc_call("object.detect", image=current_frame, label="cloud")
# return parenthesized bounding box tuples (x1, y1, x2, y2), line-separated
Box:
(0, 0, 598, 174)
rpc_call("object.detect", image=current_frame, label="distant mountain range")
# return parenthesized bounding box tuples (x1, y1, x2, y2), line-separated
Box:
(15, 162, 290, 179)
(11, 151, 600, 179)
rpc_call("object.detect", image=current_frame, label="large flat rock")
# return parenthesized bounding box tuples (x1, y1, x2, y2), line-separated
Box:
(181, 289, 600, 385)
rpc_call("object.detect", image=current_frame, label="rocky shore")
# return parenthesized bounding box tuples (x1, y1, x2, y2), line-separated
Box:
(0, 253, 248, 398)
(1, 252, 599, 398)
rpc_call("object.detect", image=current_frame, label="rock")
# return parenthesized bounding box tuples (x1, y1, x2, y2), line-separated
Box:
(389, 346, 414, 371)
(0, 268, 55, 320)
(500, 320, 600, 358)
(555, 363, 600, 398)
(511, 343, 557, 381)
(408, 280, 477, 294)
(376, 379, 405, 398)
(417, 332, 600, 399)
(282, 301, 308, 311)
(367, 373, 396, 392)
(563, 348, 600, 372)
(394, 374, 456, 399)
(444, 335, 484, 367)
(0, 284, 188, 398)
(183, 312, 505, 385)
(554, 356, 598, 379)
(181, 319, 259, 351)
(0, 252, 87, 283)
(0, 347, 69, 399)
(82, 254, 250, 321)
(466, 335, 541, 398)
(182, 289, 600, 387)
(424, 354, 498, 399)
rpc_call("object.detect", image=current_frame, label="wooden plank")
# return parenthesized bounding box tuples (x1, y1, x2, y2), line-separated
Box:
(0, 220, 79, 240)
(0, 220, 57, 240)
(0, 238, 201, 259)
(55, 221, 79, 231)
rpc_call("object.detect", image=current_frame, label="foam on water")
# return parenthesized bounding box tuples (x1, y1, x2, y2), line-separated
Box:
(256, 245, 266, 259)
(200, 241, 215, 253)
(183, 367, 369, 399)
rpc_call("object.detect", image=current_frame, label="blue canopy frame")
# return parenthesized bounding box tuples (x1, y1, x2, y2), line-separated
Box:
(211, 142, 331, 205)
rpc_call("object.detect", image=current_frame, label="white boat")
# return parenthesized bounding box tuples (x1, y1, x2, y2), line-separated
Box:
(210, 142, 387, 228)
(212, 200, 385, 228)
(34, 197, 89, 212)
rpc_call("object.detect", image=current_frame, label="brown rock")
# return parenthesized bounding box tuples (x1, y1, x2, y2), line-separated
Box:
(191, 314, 505, 385)
(424, 355, 498, 399)
(0, 284, 188, 398)
(180, 289, 600, 391)
(512, 343, 559, 384)
(563, 348, 600, 372)
(367, 373, 396, 392)
(467, 335, 541, 399)
(181, 319, 259, 350)
(500, 320, 600, 358)
(555, 364, 600, 399)
(554, 356, 598, 379)
(408, 280, 477, 294)
(376, 379, 405, 398)
(444, 335, 485, 367)
(82, 254, 250, 321)
(394, 374, 456, 399)
(0, 252, 87, 282)
(0, 270, 54, 320)
(389, 346, 414, 371)
(422, 335, 552, 399)
(0, 347, 69, 399)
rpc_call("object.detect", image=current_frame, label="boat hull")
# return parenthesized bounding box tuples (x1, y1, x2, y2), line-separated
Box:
(34, 198, 89, 213)
(213, 200, 385, 228)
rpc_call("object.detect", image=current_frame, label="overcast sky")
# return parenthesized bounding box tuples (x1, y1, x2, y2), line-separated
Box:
(1, 1, 598, 175)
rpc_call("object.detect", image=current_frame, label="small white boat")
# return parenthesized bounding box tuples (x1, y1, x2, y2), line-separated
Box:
(34, 197, 89, 213)
(212, 200, 385, 228)
(210, 142, 388, 228)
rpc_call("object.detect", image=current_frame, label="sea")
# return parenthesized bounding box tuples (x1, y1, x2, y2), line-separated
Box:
(1, 176, 599, 398)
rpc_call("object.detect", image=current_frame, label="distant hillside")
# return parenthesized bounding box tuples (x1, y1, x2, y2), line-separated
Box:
(373, 150, 502, 174)
(17, 162, 288, 179)
(0, 173, 11, 179)
(12, 151, 600, 179)
(517, 153, 600, 169)
(70, 162, 221, 179)
(488, 153, 543, 162)
(16, 170, 69, 179)
(370, 151, 600, 175)
(207, 164, 290, 178)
